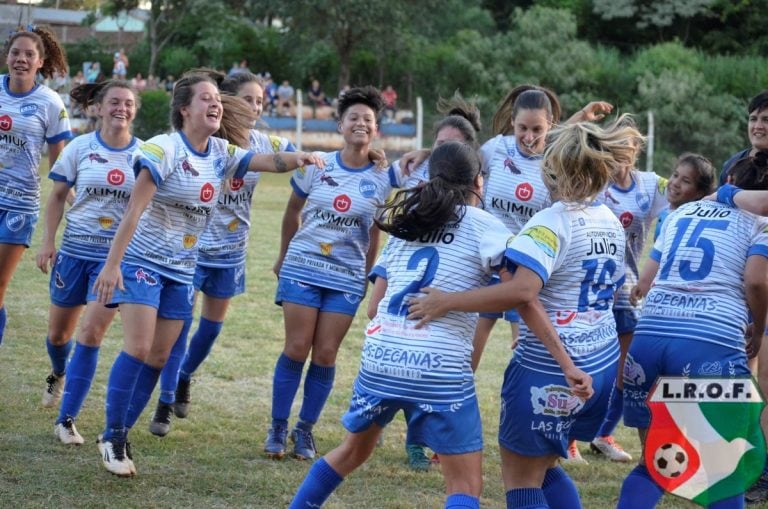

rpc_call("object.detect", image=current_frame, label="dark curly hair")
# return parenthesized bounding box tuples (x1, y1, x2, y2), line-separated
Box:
(4, 25, 67, 79)
(337, 86, 383, 120)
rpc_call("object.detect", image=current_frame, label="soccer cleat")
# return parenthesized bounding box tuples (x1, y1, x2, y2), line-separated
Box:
(561, 441, 589, 465)
(590, 435, 632, 462)
(173, 378, 191, 418)
(291, 427, 317, 460)
(42, 372, 65, 408)
(54, 417, 84, 445)
(264, 423, 288, 459)
(405, 444, 430, 471)
(97, 435, 134, 477)
(148, 401, 173, 437)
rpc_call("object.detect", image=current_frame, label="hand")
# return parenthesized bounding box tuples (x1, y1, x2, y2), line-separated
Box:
(399, 149, 430, 176)
(703, 191, 717, 201)
(629, 285, 643, 307)
(563, 366, 594, 399)
(93, 264, 124, 305)
(298, 151, 325, 169)
(36, 242, 56, 274)
(407, 287, 449, 328)
(368, 148, 389, 171)
(579, 101, 613, 122)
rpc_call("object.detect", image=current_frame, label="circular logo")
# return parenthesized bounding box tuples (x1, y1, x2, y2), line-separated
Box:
(230, 178, 244, 191)
(6, 213, 25, 232)
(333, 194, 352, 213)
(358, 179, 377, 198)
(183, 234, 198, 249)
(227, 219, 239, 232)
(98, 217, 114, 229)
(515, 182, 534, 202)
(107, 169, 125, 186)
(0, 114, 13, 131)
(620, 211, 634, 228)
(200, 182, 215, 202)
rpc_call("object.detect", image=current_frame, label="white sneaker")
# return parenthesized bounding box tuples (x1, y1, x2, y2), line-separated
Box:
(560, 441, 589, 465)
(590, 435, 632, 462)
(54, 417, 84, 445)
(97, 435, 134, 477)
(42, 372, 65, 408)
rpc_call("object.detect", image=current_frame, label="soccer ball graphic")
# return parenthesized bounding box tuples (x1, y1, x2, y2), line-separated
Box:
(653, 443, 689, 478)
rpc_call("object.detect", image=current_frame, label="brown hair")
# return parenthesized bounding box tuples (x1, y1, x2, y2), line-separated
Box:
(492, 84, 561, 136)
(4, 25, 67, 79)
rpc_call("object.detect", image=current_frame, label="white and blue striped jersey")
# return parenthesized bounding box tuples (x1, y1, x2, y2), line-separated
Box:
(0, 75, 72, 214)
(637, 200, 768, 350)
(358, 206, 513, 405)
(393, 159, 429, 189)
(480, 134, 551, 234)
(506, 202, 626, 375)
(279, 151, 402, 296)
(49, 131, 138, 261)
(597, 171, 668, 310)
(197, 131, 294, 268)
(126, 131, 254, 284)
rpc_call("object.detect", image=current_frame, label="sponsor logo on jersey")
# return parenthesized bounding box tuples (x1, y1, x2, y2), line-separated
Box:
(89, 152, 108, 164)
(227, 219, 239, 232)
(0, 114, 12, 131)
(135, 267, 158, 285)
(657, 177, 669, 195)
(200, 182, 215, 202)
(269, 135, 282, 153)
(227, 144, 237, 157)
(107, 168, 125, 185)
(139, 143, 164, 164)
(515, 182, 534, 201)
(20, 103, 37, 116)
(555, 310, 577, 325)
(182, 159, 199, 176)
(98, 217, 114, 229)
(320, 242, 332, 256)
(58, 108, 68, 120)
(333, 194, 352, 213)
(183, 234, 198, 249)
(620, 211, 634, 228)
(5, 212, 25, 232)
(359, 178, 377, 198)
(504, 157, 521, 174)
(636, 191, 651, 212)
(230, 178, 244, 191)
(320, 173, 338, 187)
(530, 384, 585, 416)
(521, 225, 558, 257)
(214, 157, 226, 178)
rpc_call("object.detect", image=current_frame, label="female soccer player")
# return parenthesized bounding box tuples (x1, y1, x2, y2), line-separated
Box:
(410, 118, 642, 509)
(617, 151, 768, 509)
(0, 26, 71, 345)
(264, 86, 401, 461)
(290, 141, 515, 509)
(34, 80, 140, 444)
(91, 70, 323, 477)
(147, 71, 296, 436)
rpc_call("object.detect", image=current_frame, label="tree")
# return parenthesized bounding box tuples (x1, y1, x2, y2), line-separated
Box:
(591, 0, 716, 41)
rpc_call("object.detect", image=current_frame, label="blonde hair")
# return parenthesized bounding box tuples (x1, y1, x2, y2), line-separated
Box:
(542, 114, 644, 203)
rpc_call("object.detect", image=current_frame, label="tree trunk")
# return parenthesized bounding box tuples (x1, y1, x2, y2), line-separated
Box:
(338, 49, 351, 92)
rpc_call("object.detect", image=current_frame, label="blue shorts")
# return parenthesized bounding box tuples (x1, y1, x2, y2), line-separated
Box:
(0, 209, 37, 247)
(478, 276, 520, 322)
(622, 334, 750, 429)
(194, 264, 246, 299)
(498, 361, 615, 457)
(342, 386, 483, 455)
(111, 263, 195, 320)
(49, 253, 113, 307)
(275, 277, 361, 316)
(613, 308, 639, 335)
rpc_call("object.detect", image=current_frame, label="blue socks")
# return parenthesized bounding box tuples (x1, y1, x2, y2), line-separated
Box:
(542, 466, 581, 509)
(0, 306, 6, 345)
(46, 336, 73, 375)
(159, 318, 192, 404)
(289, 458, 343, 509)
(125, 362, 161, 429)
(272, 353, 305, 424)
(56, 342, 99, 424)
(298, 362, 336, 425)
(103, 351, 143, 440)
(446, 493, 479, 508)
(597, 382, 624, 437)
(617, 464, 664, 509)
(179, 317, 223, 382)
(506, 488, 548, 508)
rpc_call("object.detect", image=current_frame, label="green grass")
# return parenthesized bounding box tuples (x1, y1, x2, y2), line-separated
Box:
(0, 166, 753, 508)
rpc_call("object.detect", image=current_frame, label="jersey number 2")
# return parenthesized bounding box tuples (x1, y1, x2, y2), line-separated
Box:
(388, 247, 440, 316)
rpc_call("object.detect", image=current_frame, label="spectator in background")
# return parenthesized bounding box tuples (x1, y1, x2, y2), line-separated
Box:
(381, 84, 398, 123)
(228, 62, 240, 77)
(146, 74, 159, 90)
(263, 73, 278, 116)
(307, 79, 329, 119)
(163, 75, 175, 93)
(86, 62, 100, 83)
(277, 80, 295, 116)
(131, 72, 147, 92)
(112, 49, 128, 80)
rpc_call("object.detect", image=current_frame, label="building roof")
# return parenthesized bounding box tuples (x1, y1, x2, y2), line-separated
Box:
(0, 5, 88, 26)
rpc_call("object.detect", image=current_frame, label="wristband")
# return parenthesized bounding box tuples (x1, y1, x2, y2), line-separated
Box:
(716, 184, 742, 208)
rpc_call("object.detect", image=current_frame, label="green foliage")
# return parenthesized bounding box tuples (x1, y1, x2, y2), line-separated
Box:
(63, 37, 114, 77)
(133, 89, 170, 140)
(159, 47, 197, 80)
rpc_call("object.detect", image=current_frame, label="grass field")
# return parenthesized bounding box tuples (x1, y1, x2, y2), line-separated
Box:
(0, 166, 753, 508)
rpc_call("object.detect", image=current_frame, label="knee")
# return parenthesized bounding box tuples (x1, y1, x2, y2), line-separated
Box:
(310, 345, 338, 366)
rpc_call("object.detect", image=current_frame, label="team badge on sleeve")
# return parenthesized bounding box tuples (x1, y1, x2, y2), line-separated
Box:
(645, 377, 765, 506)
(522, 225, 558, 257)
(140, 143, 164, 165)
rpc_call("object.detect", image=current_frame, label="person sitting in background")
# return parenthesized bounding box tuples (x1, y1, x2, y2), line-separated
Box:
(381, 85, 398, 123)
(307, 79, 329, 119)
(277, 80, 295, 116)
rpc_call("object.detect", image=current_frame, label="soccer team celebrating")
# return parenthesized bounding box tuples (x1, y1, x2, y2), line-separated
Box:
(3, 25, 768, 509)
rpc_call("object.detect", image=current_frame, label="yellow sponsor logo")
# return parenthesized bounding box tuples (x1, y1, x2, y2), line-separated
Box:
(58, 109, 68, 120)
(657, 177, 669, 194)
(183, 235, 197, 249)
(140, 143, 164, 164)
(269, 135, 282, 153)
(227, 144, 237, 157)
(505, 234, 516, 248)
(522, 225, 558, 257)
(227, 219, 239, 232)
(98, 217, 114, 229)
(296, 166, 306, 178)
(320, 242, 332, 256)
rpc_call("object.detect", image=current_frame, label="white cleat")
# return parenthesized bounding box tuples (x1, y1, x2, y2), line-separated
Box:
(560, 441, 589, 465)
(590, 435, 632, 462)
(54, 417, 84, 445)
(42, 372, 65, 408)
(97, 435, 134, 477)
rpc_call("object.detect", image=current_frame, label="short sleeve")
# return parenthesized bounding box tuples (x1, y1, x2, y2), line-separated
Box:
(45, 93, 73, 144)
(48, 137, 79, 186)
(131, 134, 176, 187)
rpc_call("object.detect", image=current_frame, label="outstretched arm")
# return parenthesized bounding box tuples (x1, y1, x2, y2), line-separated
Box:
(566, 101, 614, 124)
(248, 151, 325, 173)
